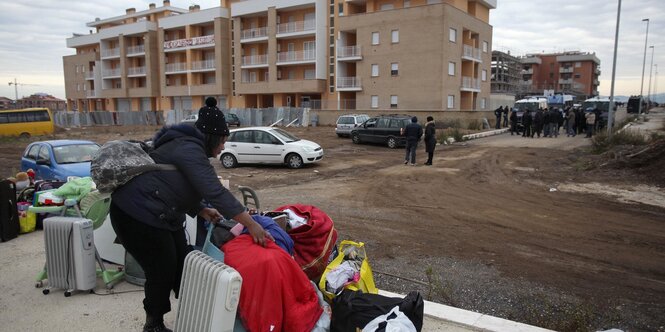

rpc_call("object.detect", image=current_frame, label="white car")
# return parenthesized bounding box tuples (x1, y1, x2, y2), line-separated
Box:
(219, 126, 324, 169)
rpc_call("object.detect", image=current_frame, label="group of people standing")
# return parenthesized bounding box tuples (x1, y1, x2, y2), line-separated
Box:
(402, 116, 437, 166)
(497, 106, 603, 139)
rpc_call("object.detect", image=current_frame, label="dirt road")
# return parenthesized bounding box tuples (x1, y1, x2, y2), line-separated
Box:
(2, 113, 664, 331)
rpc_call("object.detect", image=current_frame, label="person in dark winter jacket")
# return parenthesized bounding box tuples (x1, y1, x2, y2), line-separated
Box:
(522, 110, 533, 138)
(502, 106, 509, 127)
(403, 116, 423, 166)
(110, 97, 272, 332)
(494, 106, 503, 129)
(533, 108, 544, 138)
(509, 108, 519, 135)
(424, 116, 436, 165)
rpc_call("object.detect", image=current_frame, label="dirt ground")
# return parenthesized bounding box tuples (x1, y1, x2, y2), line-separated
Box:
(2, 113, 664, 332)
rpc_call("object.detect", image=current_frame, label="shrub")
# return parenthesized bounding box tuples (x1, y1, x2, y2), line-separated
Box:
(591, 129, 648, 153)
(467, 119, 481, 130)
(451, 128, 464, 142)
(439, 118, 461, 129)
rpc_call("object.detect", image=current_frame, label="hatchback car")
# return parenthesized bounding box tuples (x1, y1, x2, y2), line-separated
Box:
(351, 114, 412, 148)
(219, 127, 324, 169)
(20, 140, 100, 181)
(335, 114, 369, 137)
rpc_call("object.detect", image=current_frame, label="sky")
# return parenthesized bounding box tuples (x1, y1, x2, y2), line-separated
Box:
(0, 0, 663, 101)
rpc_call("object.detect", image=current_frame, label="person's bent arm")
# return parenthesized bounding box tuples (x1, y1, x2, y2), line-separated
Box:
(232, 211, 274, 247)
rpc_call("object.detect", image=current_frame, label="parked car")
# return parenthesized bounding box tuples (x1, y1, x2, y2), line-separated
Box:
(219, 126, 324, 169)
(181, 112, 241, 127)
(20, 140, 100, 181)
(351, 114, 412, 148)
(335, 114, 370, 137)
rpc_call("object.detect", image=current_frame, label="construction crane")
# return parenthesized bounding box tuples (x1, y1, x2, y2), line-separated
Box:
(7, 78, 39, 105)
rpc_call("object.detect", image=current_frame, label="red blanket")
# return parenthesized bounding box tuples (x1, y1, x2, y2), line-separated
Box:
(275, 204, 337, 280)
(223, 235, 322, 332)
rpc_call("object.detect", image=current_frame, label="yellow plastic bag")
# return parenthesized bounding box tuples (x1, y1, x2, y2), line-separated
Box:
(319, 240, 378, 301)
(17, 202, 36, 234)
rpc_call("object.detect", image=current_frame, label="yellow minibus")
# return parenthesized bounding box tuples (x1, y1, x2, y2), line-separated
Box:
(0, 108, 54, 138)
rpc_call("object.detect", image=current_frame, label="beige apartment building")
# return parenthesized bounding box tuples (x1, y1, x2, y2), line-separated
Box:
(64, 0, 496, 112)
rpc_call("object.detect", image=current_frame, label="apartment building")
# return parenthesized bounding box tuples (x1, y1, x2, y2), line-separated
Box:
(519, 51, 601, 99)
(491, 50, 520, 95)
(64, 0, 495, 112)
(17, 93, 67, 111)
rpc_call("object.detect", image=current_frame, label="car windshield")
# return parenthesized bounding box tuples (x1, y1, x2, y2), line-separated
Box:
(53, 144, 100, 164)
(269, 128, 300, 143)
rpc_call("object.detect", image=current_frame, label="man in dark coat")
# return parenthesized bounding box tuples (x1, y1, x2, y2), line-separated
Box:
(424, 116, 436, 165)
(533, 108, 544, 138)
(403, 116, 423, 166)
(110, 97, 272, 332)
(522, 109, 533, 138)
(502, 106, 509, 127)
(494, 106, 503, 129)
(509, 108, 519, 135)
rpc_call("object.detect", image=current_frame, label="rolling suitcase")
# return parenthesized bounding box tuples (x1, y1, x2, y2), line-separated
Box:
(0, 179, 20, 242)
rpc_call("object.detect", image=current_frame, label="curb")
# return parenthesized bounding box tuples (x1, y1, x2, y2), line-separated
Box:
(462, 128, 509, 141)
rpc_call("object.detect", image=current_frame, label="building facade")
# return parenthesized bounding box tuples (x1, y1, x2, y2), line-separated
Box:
(15, 93, 67, 111)
(490, 50, 520, 95)
(64, 0, 496, 112)
(518, 51, 600, 99)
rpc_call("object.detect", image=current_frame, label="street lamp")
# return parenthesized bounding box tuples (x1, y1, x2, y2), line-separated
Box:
(639, 18, 649, 116)
(647, 45, 655, 110)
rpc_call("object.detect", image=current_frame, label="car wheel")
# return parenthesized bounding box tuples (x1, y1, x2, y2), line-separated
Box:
(387, 137, 398, 149)
(220, 153, 237, 168)
(19, 132, 30, 139)
(285, 153, 303, 169)
(352, 133, 361, 144)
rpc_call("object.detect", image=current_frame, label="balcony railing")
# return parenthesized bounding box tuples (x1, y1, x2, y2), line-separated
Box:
(337, 45, 362, 59)
(242, 54, 268, 66)
(521, 68, 533, 75)
(277, 50, 316, 63)
(277, 20, 315, 35)
(86, 90, 96, 97)
(559, 78, 573, 84)
(102, 68, 121, 77)
(85, 71, 95, 80)
(462, 45, 482, 61)
(191, 59, 216, 71)
(164, 34, 215, 50)
(101, 48, 120, 58)
(128, 66, 146, 76)
(241, 27, 268, 40)
(560, 67, 574, 73)
(165, 62, 187, 73)
(127, 44, 145, 55)
(336, 77, 362, 89)
(461, 76, 481, 90)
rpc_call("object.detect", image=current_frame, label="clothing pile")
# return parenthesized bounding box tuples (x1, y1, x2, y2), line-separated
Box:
(324, 246, 363, 295)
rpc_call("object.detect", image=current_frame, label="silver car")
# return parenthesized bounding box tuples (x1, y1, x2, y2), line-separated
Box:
(335, 114, 369, 137)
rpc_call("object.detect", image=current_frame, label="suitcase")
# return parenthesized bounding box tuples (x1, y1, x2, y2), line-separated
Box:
(0, 179, 20, 242)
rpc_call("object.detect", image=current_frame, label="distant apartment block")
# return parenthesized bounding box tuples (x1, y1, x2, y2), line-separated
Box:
(64, 0, 496, 112)
(0, 97, 12, 110)
(490, 50, 520, 95)
(16, 93, 66, 111)
(519, 51, 600, 98)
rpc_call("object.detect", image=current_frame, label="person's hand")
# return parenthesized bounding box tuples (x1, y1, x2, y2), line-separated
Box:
(245, 221, 275, 247)
(198, 207, 222, 223)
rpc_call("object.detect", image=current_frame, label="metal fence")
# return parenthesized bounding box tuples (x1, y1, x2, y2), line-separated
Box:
(53, 107, 311, 128)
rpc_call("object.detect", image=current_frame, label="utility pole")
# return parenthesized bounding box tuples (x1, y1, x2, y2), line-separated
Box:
(607, 0, 621, 136)
(638, 18, 650, 116)
(647, 46, 655, 110)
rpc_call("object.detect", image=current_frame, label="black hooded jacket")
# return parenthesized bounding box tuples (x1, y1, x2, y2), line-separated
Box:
(111, 124, 245, 231)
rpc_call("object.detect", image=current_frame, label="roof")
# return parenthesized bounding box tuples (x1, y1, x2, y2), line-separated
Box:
(38, 140, 98, 147)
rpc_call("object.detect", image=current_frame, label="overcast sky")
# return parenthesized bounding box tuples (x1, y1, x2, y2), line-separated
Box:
(0, 0, 662, 101)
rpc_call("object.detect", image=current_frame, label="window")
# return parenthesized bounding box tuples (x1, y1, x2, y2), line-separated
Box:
(372, 32, 379, 45)
(305, 69, 315, 79)
(371, 64, 379, 77)
(449, 28, 457, 42)
(574, 74, 581, 79)
(371, 95, 379, 108)
(339, 4, 343, 16)
(480, 98, 486, 109)
(76, 84, 80, 91)
(448, 62, 455, 76)
(391, 63, 399, 76)
(482, 41, 488, 53)
(481, 69, 487, 81)
(575, 62, 581, 68)
(447, 95, 454, 109)
(427, 0, 442, 3)
(75, 66, 79, 73)
(390, 95, 398, 108)
(391, 30, 399, 43)
(381, 3, 394, 10)
(404, 0, 411, 7)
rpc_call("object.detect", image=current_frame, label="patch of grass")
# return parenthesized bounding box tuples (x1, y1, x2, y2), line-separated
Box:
(515, 295, 595, 332)
(467, 119, 482, 130)
(451, 128, 465, 142)
(424, 266, 454, 305)
(615, 115, 637, 129)
(591, 130, 648, 153)
(439, 119, 461, 129)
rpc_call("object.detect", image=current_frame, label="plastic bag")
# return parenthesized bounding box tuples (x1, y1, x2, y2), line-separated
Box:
(319, 240, 378, 301)
(362, 306, 417, 332)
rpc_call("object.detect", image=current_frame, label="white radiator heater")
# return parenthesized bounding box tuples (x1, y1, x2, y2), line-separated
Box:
(174, 250, 243, 332)
(43, 217, 96, 295)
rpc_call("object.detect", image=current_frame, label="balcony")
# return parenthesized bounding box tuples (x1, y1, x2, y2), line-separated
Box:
(558, 78, 573, 84)
(336, 77, 362, 91)
(276, 20, 315, 37)
(241, 54, 268, 68)
(127, 66, 146, 77)
(461, 45, 482, 62)
(240, 27, 268, 42)
(165, 62, 187, 74)
(101, 48, 120, 59)
(102, 68, 121, 78)
(461, 76, 480, 92)
(85, 71, 95, 80)
(593, 79, 600, 85)
(277, 50, 316, 65)
(127, 45, 145, 56)
(191, 59, 216, 72)
(164, 35, 215, 51)
(86, 90, 96, 98)
(521, 68, 533, 75)
(337, 46, 362, 61)
(521, 80, 533, 85)
(560, 67, 574, 73)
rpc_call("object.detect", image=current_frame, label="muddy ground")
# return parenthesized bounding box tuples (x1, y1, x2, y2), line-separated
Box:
(2, 115, 664, 332)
